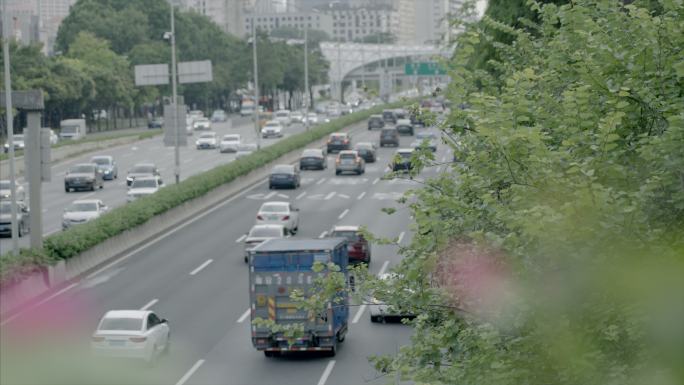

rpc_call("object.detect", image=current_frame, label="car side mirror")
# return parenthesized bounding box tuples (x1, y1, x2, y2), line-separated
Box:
(158, 179, 164, 185)
(160, 318, 168, 324)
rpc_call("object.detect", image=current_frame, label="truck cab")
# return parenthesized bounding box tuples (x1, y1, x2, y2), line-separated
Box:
(248, 238, 349, 357)
(59, 119, 87, 140)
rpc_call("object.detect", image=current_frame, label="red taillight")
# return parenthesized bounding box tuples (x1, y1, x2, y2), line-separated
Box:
(343, 139, 349, 143)
(91, 336, 105, 342)
(327, 139, 331, 143)
(355, 157, 361, 163)
(257, 215, 263, 220)
(335, 158, 340, 164)
(282, 216, 290, 220)
(129, 337, 147, 343)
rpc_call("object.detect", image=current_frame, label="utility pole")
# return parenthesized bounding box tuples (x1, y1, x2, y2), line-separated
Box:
(3, 0, 19, 255)
(170, 4, 180, 184)
(303, 17, 310, 131)
(251, 6, 261, 149)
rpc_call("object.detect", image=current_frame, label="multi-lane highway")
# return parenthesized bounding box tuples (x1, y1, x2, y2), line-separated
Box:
(0, 119, 451, 385)
(0, 114, 314, 252)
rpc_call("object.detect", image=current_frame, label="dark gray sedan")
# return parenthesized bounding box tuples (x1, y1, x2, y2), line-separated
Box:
(269, 165, 300, 189)
(64, 163, 104, 192)
(299, 148, 327, 170)
(0, 200, 30, 237)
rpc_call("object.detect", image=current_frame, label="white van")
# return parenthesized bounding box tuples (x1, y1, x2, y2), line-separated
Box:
(59, 119, 87, 140)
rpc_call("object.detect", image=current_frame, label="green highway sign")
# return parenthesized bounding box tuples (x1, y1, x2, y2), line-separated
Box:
(404, 62, 447, 76)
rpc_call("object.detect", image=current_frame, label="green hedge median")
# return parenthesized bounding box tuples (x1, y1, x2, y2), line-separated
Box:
(0, 101, 412, 286)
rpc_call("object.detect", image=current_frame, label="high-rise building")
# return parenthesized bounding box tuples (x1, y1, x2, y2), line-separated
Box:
(174, 0, 254, 37)
(1, 0, 76, 54)
(244, 11, 333, 37)
(325, 2, 398, 43)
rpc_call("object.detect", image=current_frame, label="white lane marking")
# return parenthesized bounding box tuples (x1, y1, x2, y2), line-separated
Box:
(337, 194, 350, 199)
(356, 191, 366, 200)
(264, 191, 277, 199)
(175, 359, 205, 385)
(276, 193, 289, 199)
(190, 259, 213, 276)
(352, 304, 367, 324)
(2, 120, 369, 326)
(237, 308, 251, 323)
(140, 298, 158, 310)
(397, 231, 405, 245)
(372, 178, 379, 185)
(319, 231, 328, 238)
(236, 234, 247, 243)
(324, 192, 336, 200)
(378, 260, 390, 276)
(338, 209, 349, 219)
(296, 191, 307, 200)
(316, 178, 326, 185)
(0, 283, 79, 327)
(317, 360, 336, 385)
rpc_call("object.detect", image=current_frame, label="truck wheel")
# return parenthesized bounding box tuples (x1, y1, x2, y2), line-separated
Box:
(244, 256, 248, 263)
(336, 332, 345, 343)
(264, 351, 275, 358)
(328, 344, 337, 357)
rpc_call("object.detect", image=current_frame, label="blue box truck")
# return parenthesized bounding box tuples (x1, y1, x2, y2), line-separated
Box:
(248, 238, 349, 357)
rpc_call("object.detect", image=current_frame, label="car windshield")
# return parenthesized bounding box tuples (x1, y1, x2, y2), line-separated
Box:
(249, 227, 283, 238)
(302, 149, 322, 157)
(99, 317, 143, 331)
(355, 143, 373, 150)
(69, 165, 94, 173)
(261, 204, 288, 213)
(381, 129, 395, 136)
(66, 202, 98, 212)
(399, 151, 413, 159)
(0, 202, 15, 214)
(0, 181, 10, 190)
(13, 135, 24, 141)
(265, 122, 279, 127)
(272, 165, 293, 174)
(131, 179, 157, 188)
(331, 230, 360, 242)
(223, 135, 239, 141)
(131, 165, 154, 173)
(330, 134, 346, 140)
(340, 153, 356, 159)
(199, 133, 215, 139)
(416, 132, 436, 140)
(61, 126, 78, 133)
(91, 158, 111, 165)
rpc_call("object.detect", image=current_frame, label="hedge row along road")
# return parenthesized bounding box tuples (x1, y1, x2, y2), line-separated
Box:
(0, 101, 411, 285)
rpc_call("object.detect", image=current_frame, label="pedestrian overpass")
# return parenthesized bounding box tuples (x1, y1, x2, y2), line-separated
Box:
(319, 42, 451, 100)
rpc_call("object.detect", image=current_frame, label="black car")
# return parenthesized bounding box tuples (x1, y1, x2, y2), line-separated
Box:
(382, 109, 397, 124)
(391, 149, 415, 172)
(327, 133, 351, 153)
(380, 128, 400, 147)
(299, 148, 327, 170)
(0, 200, 30, 237)
(147, 117, 164, 129)
(64, 163, 104, 192)
(395, 119, 414, 136)
(353, 142, 377, 163)
(410, 111, 425, 127)
(269, 164, 300, 189)
(367, 115, 385, 130)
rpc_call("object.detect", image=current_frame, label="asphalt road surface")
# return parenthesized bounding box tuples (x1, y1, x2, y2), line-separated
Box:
(0, 115, 314, 253)
(0, 119, 453, 385)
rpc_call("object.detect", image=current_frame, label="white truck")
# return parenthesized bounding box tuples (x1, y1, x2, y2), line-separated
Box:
(59, 119, 87, 140)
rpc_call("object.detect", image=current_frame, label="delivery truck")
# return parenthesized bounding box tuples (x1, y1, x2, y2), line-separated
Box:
(248, 238, 349, 357)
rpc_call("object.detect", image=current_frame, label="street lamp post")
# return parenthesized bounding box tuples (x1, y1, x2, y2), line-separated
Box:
(170, 5, 180, 184)
(303, 18, 310, 131)
(251, 11, 261, 150)
(2, 0, 19, 255)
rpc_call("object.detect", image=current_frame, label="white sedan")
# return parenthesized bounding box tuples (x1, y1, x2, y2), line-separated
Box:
(219, 134, 241, 153)
(255, 201, 299, 234)
(243, 224, 289, 262)
(196, 132, 218, 149)
(62, 199, 108, 230)
(261, 121, 283, 138)
(91, 310, 170, 364)
(127, 177, 162, 202)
